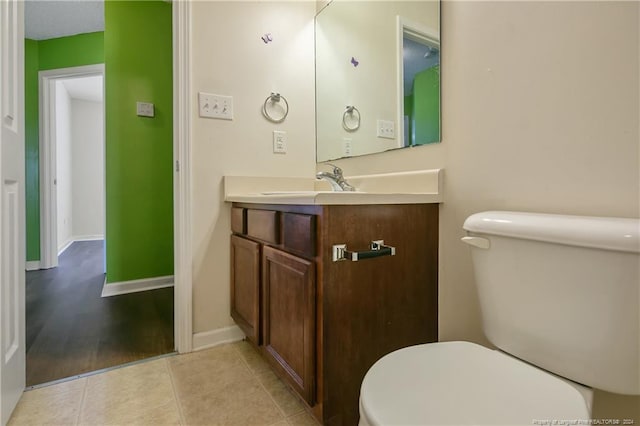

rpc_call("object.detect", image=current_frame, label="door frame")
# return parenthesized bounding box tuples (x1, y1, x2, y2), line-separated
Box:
(38, 64, 105, 270)
(1, 1, 192, 421)
(173, 0, 192, 353)
(34, 2, 192, 353)
(396, 15, 440, 149)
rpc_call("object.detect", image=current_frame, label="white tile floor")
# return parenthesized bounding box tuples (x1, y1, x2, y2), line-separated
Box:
(9, 341, 320, 426)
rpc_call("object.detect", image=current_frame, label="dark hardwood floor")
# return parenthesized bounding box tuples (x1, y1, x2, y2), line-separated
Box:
(26, 240, 174, 386)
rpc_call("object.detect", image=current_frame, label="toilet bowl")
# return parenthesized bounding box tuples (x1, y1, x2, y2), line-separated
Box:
(359, 341, 591, 426)
(358, 211, 639, 425)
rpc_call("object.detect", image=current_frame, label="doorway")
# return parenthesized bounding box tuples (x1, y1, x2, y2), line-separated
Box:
(24, 65, 174, 387)
(39, 66, 105, 270)
(2, 1, 190, 419)
(23, 1, 181, 387)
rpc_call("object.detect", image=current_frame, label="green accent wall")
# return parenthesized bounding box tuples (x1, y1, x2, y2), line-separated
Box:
(404, 94, 413, 148)
(38, 32, 105, 71)
(25, 39, 40, 261)
(24, 32, 104, 261)
(412, 65, 440, 145)
(104, 1, 173, 283)
(24, 10, 173, 283)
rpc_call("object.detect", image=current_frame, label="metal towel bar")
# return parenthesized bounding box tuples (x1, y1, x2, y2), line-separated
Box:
(332, 240, 396, 262)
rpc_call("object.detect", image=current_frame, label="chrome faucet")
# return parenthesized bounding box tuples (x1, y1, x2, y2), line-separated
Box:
(316, 164, 355, 192)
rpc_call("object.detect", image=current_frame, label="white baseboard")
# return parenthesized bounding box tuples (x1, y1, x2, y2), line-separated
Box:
(31, 236, 105, 270)
(57, 239, 74, 256)
(192, 325, 245, 351)
(73, 234, 104, 242)
(25, 261, 41, 271)
(57, 235, 105, 256)
(101, 275, 174, 298)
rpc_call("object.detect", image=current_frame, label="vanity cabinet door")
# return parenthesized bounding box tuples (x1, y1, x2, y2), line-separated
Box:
(262, 246, 316, 405)
(230, 235, 261, 344)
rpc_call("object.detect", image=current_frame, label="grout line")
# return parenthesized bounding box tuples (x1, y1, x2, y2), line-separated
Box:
(230, 339, 258, 376)
(232, 340, 289, 422)
(234, 340, 308, 422)
(166, 357, 187, 425)
(25, 352, 179, 391)
(256, 372, 289, 422)
(75, 377, 89, 426)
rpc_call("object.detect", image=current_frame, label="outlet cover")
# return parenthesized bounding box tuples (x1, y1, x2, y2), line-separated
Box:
(273, 130, 287, 154)
(343, 137, 352, 156)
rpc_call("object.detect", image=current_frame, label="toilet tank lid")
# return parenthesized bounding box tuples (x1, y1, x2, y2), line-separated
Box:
(464, 211, 640, 253)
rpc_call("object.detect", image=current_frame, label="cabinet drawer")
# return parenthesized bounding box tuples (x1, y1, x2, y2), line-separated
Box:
(231, 207, 246, 234)
(247, 209, 280, 244)
(282, 213, 316, 257)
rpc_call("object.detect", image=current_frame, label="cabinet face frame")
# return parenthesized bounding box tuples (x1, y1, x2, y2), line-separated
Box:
(230, 235, 261, 344)
(262, 245, 316, 405)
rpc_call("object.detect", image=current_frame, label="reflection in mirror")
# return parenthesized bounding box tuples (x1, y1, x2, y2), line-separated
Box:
(399, 18, 440, 147)
(315, 1, 440, 163)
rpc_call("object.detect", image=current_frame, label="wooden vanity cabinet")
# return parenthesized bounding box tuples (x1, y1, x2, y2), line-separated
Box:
(230, 203, 439, 425)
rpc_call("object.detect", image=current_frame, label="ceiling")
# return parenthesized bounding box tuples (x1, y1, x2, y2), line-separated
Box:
(25, 1, 104, 103)
(25, 0, 104, 40)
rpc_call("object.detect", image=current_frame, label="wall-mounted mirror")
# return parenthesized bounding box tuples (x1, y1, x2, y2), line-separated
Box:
(315, 0, 440, 162)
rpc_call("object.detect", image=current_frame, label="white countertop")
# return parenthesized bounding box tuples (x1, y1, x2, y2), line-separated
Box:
(223, 169, 444, 205)
(225, 191, 442, 205)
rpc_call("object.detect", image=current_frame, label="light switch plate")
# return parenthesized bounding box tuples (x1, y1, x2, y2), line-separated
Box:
(136, 102, 154, 117)
(376, 119, 395, 139)
(199, 92, 233, 120)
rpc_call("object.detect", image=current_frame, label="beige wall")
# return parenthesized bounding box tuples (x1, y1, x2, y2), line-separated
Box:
(325, 0, 639, 419)
(189, 0, 639, 419)
(190, 1, 316, 333)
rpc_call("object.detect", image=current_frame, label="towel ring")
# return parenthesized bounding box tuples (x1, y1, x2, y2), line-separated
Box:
(262, 92, 289, 123)
(342, 105, 360, 132)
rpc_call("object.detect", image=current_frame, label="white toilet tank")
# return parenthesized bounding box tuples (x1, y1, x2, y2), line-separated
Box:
(463, 211, 640, 395)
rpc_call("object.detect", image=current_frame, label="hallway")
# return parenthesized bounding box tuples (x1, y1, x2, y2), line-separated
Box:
(26, 240, 174, 386)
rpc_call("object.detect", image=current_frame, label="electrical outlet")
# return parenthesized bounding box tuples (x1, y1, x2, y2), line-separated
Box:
(343, 137, 352, 156)
(136, 102, 154, 117)
(199, 92, 233, 120)
(273, 130, 287, 154)
(376, 119, 395, 139)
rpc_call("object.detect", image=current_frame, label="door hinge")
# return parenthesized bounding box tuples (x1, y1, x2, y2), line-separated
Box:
(175, 160, 180, 172)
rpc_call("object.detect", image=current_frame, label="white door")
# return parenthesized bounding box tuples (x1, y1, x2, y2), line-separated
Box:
(0, 0, 26, 424)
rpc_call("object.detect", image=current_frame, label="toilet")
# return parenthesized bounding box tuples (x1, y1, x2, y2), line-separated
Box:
(359, 211, 640, 425)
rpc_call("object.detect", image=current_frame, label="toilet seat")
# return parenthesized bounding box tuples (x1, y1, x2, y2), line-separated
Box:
(359, 341, 590, 426)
